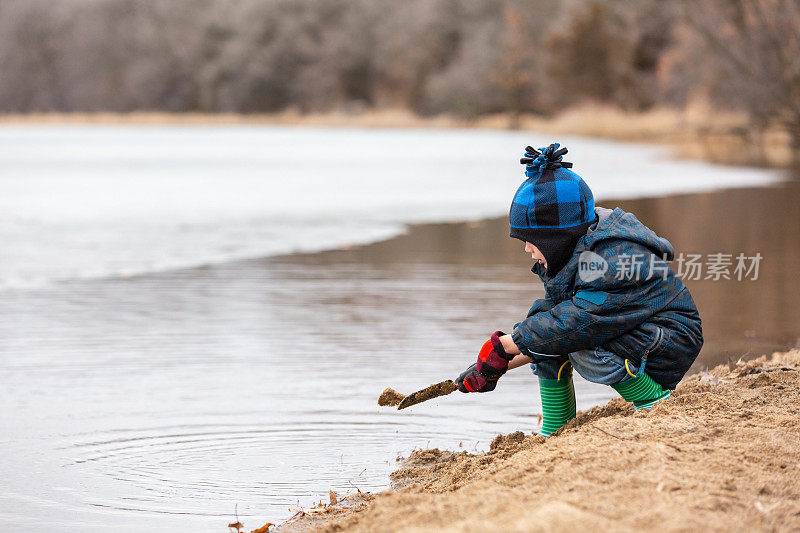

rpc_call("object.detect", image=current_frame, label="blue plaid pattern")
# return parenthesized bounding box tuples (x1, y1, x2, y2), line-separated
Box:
(510, 167, 596, 230)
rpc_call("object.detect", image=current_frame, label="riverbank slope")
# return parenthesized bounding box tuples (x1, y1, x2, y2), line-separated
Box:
(281, 350, 800, 532)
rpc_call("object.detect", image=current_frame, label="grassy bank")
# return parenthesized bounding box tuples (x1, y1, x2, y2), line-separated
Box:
(276, 350, 800, 532)
(0, 105, 793, 169)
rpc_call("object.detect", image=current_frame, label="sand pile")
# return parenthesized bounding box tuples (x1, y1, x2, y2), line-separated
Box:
(280, 350, 800, 532)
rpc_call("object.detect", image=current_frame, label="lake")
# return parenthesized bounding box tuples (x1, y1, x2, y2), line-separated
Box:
(0, 125, 793, 531)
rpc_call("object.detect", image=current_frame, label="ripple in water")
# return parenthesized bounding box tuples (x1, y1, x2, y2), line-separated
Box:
(1, 234, 614, 531)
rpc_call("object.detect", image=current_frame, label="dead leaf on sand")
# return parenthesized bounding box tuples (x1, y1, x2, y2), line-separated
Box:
(229, 503, 244, 532)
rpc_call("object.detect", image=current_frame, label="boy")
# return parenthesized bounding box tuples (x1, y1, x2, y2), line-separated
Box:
(456, 143, 703, 436)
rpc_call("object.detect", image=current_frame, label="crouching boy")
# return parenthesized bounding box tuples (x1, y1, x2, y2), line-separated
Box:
(457, 143, 703, 436)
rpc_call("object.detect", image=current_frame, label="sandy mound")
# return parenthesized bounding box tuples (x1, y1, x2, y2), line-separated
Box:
(282, 350, 800, 532)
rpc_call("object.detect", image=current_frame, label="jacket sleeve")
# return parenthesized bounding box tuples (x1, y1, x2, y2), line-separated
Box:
(526, 296, 556, 317)
(511, 297, 558, 359)
(511, 241, 666, 356)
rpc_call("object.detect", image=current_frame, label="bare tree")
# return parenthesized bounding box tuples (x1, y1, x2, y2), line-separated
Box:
(545, 0, 676, 111)
(0, 0, 794, 158)
(677, 0, 800, 167)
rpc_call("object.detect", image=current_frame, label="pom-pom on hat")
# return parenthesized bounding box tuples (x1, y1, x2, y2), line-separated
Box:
(509, 143, 597, 276)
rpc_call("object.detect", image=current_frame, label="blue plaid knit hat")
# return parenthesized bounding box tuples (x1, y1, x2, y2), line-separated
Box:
(509, 143, 597, 276)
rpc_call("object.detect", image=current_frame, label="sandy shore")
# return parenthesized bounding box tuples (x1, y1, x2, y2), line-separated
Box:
(277, 350, 800, 532)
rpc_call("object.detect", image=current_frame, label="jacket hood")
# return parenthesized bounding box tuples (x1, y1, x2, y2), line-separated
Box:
(531, 206, 674, 283)
(585, 207, 674, 260)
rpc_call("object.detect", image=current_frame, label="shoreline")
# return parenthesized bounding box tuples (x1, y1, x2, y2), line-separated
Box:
(0, 105, 792, 169)
(276, 350, 800, 532)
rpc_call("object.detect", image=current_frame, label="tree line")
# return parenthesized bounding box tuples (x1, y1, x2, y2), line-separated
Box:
(0, 0, 797, 157)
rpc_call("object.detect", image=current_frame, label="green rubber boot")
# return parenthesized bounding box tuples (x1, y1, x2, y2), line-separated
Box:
(612, 368, 671, 410)
(538, 362, 576, 437)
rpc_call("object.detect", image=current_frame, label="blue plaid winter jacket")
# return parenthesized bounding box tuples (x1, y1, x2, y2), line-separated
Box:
(511, 207, 703, 389)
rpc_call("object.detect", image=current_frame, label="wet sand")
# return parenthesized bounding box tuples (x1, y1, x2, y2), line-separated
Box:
(282, 350, 800, 532)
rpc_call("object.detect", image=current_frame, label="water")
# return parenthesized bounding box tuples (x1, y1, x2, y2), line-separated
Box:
(2, 258, 613, 531)
(0, 125, 790, 531)
(0, 125, 779, 288)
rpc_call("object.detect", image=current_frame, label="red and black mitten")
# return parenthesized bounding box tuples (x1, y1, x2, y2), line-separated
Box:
(456, 331, 512, 393)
